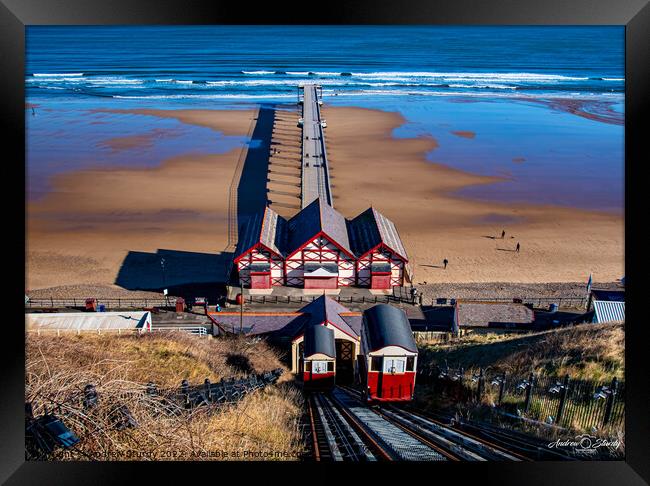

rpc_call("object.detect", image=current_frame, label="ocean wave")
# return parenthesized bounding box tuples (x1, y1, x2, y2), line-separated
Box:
(32, 73, 84, 77)
(241, 70, 275, 75)
(447, 83, 517, 89)
(348, 71, 590, 81)
(602, 77, 625, 81)
(113, 93, 296, 99)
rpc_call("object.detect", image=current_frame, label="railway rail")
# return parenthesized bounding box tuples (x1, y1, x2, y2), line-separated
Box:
(306, 386, 561, 462)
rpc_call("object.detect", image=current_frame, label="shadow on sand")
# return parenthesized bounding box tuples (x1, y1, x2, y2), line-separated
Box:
(236, 104, 277, 231)
(115, 104, 280, 302)
(115, 249, 232, 302)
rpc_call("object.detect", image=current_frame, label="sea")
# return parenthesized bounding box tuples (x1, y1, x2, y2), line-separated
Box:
(26, 26, 624, 212)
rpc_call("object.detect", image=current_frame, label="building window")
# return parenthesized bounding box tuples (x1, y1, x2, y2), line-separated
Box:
(305, 361, 311, 372)
(327, 361, 334, 372)
(406, 356, 415, 372)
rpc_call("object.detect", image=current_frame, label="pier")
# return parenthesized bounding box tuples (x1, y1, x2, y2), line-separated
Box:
(299, 84, 333, 208)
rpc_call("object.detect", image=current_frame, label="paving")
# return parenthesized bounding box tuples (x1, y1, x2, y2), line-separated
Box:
(300, 84, 332, 208)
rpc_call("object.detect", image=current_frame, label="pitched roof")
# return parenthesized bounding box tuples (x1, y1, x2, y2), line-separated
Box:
(210, 296, 360, 339)
(362, 304, 417, 353)
(298, 295, 359, 339)
(286, 198, 353, 256)
(304, 325, 336, 358)
(208, 313, 308, 336)
(455, 302, 534, 328)
(348, 207, 408, 260)
(235, 206, 288, 259)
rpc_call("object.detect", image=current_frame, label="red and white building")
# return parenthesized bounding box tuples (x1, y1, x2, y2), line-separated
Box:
(233, 207, 287, 289)
(284, 198, 356, 289)
(348, 207, 409, 289)
(234, 199, 409, 290)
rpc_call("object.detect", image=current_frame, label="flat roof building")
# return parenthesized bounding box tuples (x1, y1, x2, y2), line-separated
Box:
(26, 311, 152, 334)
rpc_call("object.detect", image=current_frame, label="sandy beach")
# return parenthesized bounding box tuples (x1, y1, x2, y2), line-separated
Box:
(26, 104, 624, 293)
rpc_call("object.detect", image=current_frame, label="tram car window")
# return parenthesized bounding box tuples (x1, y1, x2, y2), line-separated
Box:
(358, 304, 418, 402)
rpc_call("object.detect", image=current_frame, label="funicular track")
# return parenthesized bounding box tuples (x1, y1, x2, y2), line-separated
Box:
(307, 386, 544, 461)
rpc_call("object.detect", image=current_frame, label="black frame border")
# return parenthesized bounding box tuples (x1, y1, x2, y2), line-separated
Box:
(2, 0, 648, 483)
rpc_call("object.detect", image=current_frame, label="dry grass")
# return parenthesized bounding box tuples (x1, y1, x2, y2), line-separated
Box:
(419, 322, 624, 382)
(26, 332, 306, 461)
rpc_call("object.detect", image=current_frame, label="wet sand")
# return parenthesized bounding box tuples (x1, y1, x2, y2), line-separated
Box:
(26, 105, 624, 291)
(321, 105, 623, 284)
(451, 130, 476, 139)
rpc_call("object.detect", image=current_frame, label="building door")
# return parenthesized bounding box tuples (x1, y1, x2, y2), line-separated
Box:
(250, 273, 270, 289)
(335, 339, 354, 384)
(371, 274, 391, 289)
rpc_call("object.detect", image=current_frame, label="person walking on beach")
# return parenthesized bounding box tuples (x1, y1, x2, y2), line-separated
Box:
(516, 242, 520, 253)
(501, 229, 506, 239)
(443, 258, 448, 269)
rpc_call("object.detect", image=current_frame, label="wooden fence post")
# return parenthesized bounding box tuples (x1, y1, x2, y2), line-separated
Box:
(555, 374, 570, 426)
(603, 377, 619, 426)
(498, 372, 506, 406)
(524, 372, 535, 413)
(477, 367, 485, 402)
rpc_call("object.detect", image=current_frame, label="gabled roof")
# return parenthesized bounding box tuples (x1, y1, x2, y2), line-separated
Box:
(235, 206, 288, 260)
(304, 325, 336, 358)
(296, 295, 360, 339)
(362, 304, 417, 353)
(348, 207, 408, 260)
(286, 198, 353, 257)
(208, 312, 308, 336)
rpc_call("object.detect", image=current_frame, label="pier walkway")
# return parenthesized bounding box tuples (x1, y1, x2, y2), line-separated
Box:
(299, 84, 333, 208)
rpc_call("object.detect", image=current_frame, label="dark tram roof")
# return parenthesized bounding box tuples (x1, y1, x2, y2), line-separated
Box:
(363, 304, 417, 353)
(304, 324, 336, 358)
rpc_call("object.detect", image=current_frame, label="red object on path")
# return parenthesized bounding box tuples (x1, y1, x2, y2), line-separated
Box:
(235, 293, 244, 306)
(85, 298, 97, 312)
(175, 297, 185, 313)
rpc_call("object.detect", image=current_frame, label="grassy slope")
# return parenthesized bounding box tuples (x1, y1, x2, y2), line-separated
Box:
(26, 332, 306, 461)
(418, 323, 624, 382)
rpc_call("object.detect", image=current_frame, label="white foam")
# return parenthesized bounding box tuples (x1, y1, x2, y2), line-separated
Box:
(113, 93, 296, 100)
(602, 77, 624, 81)
(32, 73, 83, 77)
(350, 71, 589, 82)
(286, 71, 310, 75)
(241, 70, 275, 75)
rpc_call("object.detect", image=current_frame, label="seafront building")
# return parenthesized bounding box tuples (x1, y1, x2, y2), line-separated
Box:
(233, 198, 409, 290)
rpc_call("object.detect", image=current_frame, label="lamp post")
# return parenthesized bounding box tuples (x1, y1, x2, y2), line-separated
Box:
(239, 280, 244, 334)
(160, 257, 169, 307)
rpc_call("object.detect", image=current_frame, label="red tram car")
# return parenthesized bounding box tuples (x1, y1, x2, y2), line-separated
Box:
(357, 304, 418, 402)
(302, 325, 336, 391)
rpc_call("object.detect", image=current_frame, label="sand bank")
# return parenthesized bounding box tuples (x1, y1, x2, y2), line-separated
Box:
(27, 105, 623, 291)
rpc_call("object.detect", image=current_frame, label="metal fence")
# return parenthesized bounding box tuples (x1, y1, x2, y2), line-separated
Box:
(416, 364, 624, 432)
(25, 297, 175, 311)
